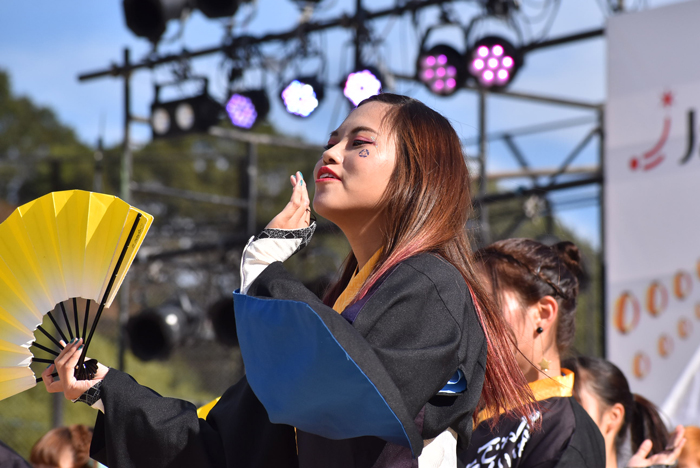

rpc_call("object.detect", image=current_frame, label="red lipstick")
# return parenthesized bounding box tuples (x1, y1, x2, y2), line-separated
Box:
(316, 166, 341, 182)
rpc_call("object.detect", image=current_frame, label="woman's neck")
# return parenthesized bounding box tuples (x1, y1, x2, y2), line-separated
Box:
(525, 352, 562, 383)
(605, 437, 618, 468)
(338, 212, 385, 270)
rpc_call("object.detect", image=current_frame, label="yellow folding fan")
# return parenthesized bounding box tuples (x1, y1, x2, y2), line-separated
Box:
(0, 190, 153, 401)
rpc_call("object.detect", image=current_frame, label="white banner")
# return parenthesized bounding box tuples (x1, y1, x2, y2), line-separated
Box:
(605, 1, 700, 418)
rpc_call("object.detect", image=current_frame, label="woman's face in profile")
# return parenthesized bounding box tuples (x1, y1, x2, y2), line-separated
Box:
(312, 101, 397, 226)
(500, 288, 538, 375)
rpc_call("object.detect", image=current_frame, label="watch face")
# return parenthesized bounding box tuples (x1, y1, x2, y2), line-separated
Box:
(175, 103, 195, 131)
(152, 108, 171, 135)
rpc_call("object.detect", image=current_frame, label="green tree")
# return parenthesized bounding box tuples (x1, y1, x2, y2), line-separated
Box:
(0, 69, 94, 205)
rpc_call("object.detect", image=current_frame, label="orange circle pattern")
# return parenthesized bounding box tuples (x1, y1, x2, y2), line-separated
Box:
(633, 352, 651, 380)
(646, 282, 668, 316)
(673, 271, 693, 300)
(658, 334, 674, 358)
(678, 318, 692, 339)
(614, 292, 641, 334)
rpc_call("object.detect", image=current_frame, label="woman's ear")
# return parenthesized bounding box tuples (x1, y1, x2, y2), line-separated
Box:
(601, 402, 625, 437)
(534, 295, 559, 331)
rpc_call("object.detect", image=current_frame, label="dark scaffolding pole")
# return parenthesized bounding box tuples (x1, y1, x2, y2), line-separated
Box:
(118, 47, 132, 372)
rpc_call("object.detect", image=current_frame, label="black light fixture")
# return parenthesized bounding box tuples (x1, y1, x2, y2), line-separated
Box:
(122, 0, 241, 43)
(207, 297, 238, 347)
(280, 76, 325, 118)
(225, 89, 270, 129)
(150, 79, 222, 139)
(122, 0, 193, 43)
(479, 0, 519, 16)
(416, 45, 465, 97)
(127, 302, 197, 361)
(466, 36, 523, 90)
(197, 0, 240, 18)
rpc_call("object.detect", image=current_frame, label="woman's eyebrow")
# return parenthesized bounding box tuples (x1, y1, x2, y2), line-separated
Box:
(329, 126, 378, 139)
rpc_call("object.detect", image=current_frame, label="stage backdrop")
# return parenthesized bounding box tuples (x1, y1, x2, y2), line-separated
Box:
(606, 1, 700, 425)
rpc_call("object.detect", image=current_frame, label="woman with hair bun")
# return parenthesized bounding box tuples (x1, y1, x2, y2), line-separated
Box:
(565, 355, 686, 468)
(460, 238, 605, 468)
(43, 94, 537, 468)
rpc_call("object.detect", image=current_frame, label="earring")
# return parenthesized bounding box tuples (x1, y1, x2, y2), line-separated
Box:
(536, 326, 550, 372)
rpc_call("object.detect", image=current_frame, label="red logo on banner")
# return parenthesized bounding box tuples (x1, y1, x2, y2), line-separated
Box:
(629, 92, 674, 171)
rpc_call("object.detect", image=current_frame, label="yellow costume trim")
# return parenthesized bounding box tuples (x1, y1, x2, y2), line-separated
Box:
(197, 397, 221, 419)
(529, 368, 574, 401)
(332, 250, 382, 314)
(476, 369, 574, 425)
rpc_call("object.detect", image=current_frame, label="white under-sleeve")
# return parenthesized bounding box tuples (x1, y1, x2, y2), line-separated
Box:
(239, 235, 302, 295)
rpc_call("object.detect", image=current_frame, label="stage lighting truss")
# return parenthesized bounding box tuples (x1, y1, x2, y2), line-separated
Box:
(280, 76, 325, 118)
(417, 45, 465, 97)
(467, 36, 523, 90)
(225, 89, 270, 129)
(150, 79, 222, 139)
(342, 67, 383, 107)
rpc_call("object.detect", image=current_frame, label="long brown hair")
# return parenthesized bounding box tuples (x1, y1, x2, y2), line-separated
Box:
(323, 93, 536, 424)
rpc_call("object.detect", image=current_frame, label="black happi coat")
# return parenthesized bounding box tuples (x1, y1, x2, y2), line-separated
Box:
(91, 253, 487, 468)
(458, 396, 605, 468)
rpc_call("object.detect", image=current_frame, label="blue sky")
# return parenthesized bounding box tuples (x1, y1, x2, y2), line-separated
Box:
(0, 0, 690, 248)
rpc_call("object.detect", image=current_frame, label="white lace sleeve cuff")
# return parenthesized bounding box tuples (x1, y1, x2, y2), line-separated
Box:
(240, 223, 316, 294)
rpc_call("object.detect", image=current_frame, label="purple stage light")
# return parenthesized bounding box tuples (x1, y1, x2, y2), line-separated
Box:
(468, 36, 523, 90)
(280, 77, 324, 118)
(343, 68, 383, 106)
(226, 94, 256, 129)
(226, 90, 270, 129)
(416, 44, 464, 97)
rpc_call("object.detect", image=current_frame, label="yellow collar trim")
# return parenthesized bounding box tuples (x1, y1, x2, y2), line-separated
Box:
(332, 250, 382, 314)
(476, 369, 574, 425)
(529, 368, 574, 401)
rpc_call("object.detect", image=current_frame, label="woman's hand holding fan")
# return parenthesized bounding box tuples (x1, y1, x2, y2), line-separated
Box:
(41, 338, 109, 400)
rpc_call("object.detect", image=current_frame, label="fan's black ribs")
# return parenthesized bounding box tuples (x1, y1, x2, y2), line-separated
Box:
(32, 357, 54, 364)
(82, 301, 90, 341)
(59, 302, 74, 340)
(73, 298, 80, 340)
(77, 212, 143, 373)
(31, 341, 59, 357)
(46, 311, 68, 343)
(36, 325, 64, 350)
(36, 371, 58, 384)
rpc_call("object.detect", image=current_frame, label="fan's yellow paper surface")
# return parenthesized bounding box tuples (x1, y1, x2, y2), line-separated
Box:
(0, 190, 153, 400)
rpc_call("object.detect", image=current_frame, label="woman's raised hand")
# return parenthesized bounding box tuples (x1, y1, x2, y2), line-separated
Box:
(41, 338, 109, 401)
(627, 425, 686, 467)
(265, 171, 311, 230)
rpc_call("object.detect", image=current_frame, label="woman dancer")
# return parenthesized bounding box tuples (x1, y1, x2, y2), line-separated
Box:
(460, 238, 605, 467)
(43, 94, 535, 468)
(565, 355, 686, 468)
